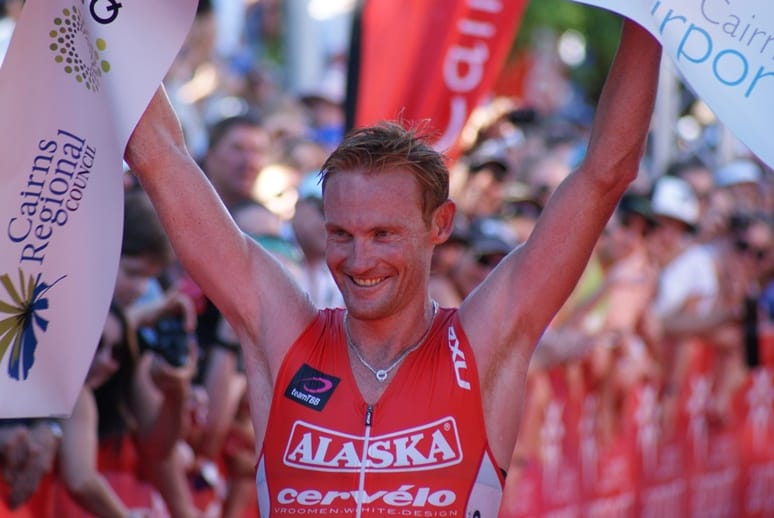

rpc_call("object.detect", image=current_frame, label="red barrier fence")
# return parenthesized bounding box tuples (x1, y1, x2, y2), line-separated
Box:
(502, 329, 774, 517)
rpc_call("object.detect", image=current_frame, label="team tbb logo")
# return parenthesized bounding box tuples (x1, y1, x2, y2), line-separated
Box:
(284, 364, 340, 411)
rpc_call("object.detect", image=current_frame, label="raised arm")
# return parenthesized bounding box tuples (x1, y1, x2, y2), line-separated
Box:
(124, 88, 317, 393)
(459, 19, 662, 467)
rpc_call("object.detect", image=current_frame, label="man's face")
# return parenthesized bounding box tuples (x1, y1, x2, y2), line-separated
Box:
(87, 311, 123, 388)
(323, 169, 435, 321)
(737, 219, 773, 279)
(598, 217, 632, 266)
(205, 124, 270, 206)
(113, 255, 163, 308)
(647, 216, 690, 266)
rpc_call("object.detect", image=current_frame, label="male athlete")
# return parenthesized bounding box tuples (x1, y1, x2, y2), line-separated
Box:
(125, 19, 661, 517)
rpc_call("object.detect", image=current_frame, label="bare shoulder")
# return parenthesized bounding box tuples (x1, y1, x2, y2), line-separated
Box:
(228, 240, 319, 378)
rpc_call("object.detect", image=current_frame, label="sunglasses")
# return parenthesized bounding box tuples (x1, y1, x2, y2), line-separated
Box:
(735, 239, 768, 260)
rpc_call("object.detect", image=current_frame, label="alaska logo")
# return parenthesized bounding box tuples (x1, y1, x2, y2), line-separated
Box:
(48, 5, 111, 91)
(283, 417, 463, 473)
(0, 269, 65, 380)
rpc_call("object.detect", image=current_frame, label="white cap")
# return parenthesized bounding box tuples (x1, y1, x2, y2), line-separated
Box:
(714, 159, 762, 187)
(651, 175, 699, 226)
(298, 66, 346, 106)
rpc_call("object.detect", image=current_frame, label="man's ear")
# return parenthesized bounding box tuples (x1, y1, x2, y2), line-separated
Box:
(431, 200, 456, 245)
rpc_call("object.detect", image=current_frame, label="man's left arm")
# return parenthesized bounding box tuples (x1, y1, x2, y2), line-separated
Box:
(463, 18, 661, 368)
(459, 19, 662, 468)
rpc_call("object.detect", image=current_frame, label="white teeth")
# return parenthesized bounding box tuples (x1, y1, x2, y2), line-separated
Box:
(353, 277, 383, 287)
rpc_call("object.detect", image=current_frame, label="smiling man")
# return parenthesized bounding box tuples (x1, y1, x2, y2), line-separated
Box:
(125, 19, 661, 517)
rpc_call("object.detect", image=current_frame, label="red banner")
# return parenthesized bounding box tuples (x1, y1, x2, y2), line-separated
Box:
(348, 0, 528, 154)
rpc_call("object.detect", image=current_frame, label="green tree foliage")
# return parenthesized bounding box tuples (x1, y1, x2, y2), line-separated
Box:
(514, 0, 623, 102)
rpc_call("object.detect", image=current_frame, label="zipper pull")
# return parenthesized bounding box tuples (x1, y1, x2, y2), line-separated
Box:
(365, 404, 373, 427)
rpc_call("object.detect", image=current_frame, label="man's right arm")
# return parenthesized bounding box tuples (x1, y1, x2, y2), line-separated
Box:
(124, 87, 317, 380)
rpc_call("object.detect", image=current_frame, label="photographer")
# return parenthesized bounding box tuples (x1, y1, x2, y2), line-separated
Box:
(53, 187, 201, 518)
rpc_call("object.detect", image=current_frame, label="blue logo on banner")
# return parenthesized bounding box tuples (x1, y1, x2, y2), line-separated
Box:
(0, 270, 65, 380)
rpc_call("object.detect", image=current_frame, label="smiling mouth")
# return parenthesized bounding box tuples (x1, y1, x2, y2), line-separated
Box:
(350, 276, 385, 287)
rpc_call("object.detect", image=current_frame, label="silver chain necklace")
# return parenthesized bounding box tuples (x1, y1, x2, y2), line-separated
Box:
(344, 300, 439, 382)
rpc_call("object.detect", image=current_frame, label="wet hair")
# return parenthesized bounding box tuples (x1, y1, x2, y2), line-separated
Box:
(121, 187, 172, 265)
(319, 121, 449, 224)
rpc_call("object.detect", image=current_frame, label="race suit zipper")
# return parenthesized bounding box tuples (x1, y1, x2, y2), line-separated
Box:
(356, 404, 374, 518)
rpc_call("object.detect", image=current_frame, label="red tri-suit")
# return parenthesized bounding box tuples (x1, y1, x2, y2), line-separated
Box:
(257, 307, 504, 516)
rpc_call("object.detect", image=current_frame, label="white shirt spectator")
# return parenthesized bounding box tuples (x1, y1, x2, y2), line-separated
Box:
(653, 243, 718, 318)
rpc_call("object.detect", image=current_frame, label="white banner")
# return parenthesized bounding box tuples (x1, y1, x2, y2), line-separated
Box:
(570, 0, 774, 169)
(0, 0, 196, 417)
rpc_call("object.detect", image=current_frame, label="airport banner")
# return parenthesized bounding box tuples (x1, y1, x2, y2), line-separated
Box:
(570, 0, 774, 168)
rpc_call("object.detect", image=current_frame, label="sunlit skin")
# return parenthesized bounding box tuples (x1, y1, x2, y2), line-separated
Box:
(323, 168, 453, 362)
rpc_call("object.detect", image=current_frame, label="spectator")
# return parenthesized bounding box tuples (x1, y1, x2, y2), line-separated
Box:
(55, 304, 163, 518)
(666, 155, 716, 240)
(202, 114, 277, 222)
(53, 189, 200, 518)
(714, 159, 765, 215)
(428, 217, 473, 307)
(289, 173, 343, 309)
(0, 418, 60, 515)
(446, 217, 517, 300)
(730, 212, 773, 365)
(646, 175, 734, 433)
(455, 148, 511, 223)
(297, 67, 346, 153)
(500, 180, 543, 243)
(522, 151, 572, 209)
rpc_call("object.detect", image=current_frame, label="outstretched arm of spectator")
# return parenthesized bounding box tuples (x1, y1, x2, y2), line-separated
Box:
(131, 348, 197, 460)
(660, 303, 742, 339)
(459, 18, 662, 469)
(58, 388, 132, 518)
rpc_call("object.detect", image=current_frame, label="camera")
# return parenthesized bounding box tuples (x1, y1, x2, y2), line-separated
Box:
(137, 316, 190, 368)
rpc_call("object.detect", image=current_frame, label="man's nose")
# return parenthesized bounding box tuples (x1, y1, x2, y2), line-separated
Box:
(348, 238, 377, 272)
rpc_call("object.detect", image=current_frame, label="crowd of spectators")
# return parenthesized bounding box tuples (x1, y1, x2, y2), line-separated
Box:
(1, 1, 773, 516)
